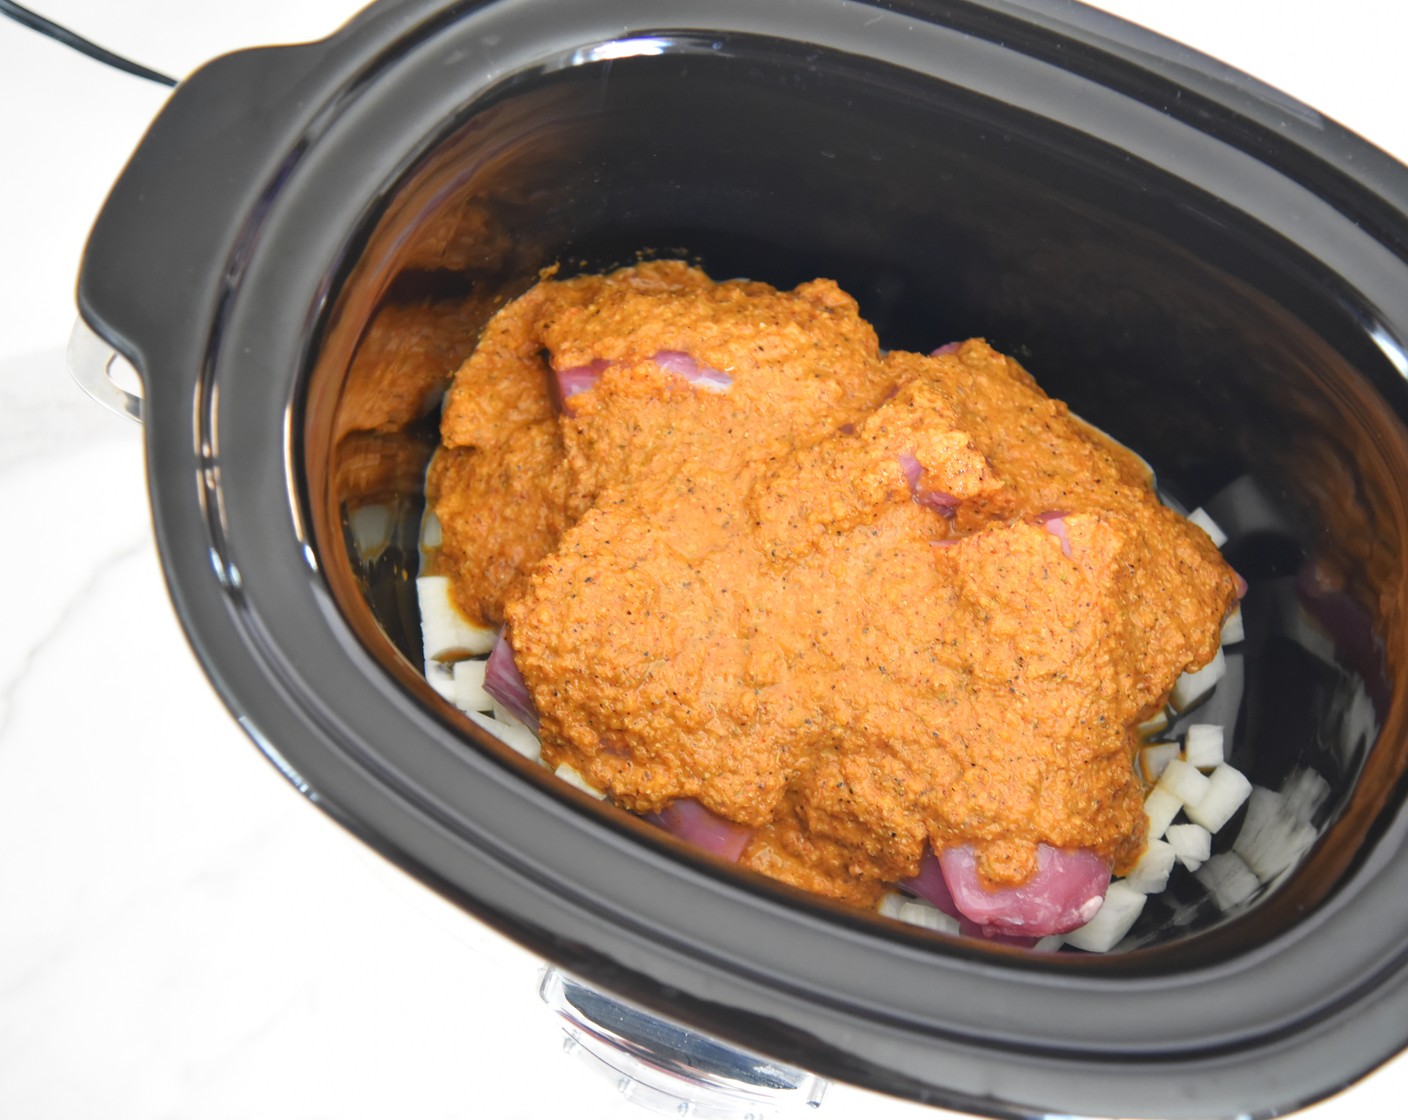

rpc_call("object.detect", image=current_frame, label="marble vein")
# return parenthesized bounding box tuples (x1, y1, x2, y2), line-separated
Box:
(0, 538, 149, 742)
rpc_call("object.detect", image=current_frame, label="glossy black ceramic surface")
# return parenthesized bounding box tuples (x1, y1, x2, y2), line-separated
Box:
(77, 1, 1408, 1116)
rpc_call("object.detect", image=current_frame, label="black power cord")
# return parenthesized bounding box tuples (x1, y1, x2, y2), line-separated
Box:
(0, 0, 177, 86)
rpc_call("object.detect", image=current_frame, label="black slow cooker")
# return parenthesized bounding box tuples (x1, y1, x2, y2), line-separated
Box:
(71, 0, 1408, 1116)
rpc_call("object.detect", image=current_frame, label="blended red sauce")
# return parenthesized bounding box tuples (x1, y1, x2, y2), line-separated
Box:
(428, 261, 1237, 906)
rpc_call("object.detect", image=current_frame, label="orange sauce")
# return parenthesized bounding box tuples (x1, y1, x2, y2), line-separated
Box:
(430, 261, 1237, 905)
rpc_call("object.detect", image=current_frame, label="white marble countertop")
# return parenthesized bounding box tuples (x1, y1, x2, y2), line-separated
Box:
(2, 2, 1406, 1117)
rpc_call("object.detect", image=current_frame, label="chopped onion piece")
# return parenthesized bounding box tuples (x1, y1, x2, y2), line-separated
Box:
(1032, 935, 1066, 953)
(1183, 724, 1225, 771)
(423, 657, 456, 701)
(1188, 506, 1228, 548)
(491, 702, 535, 738)
(1197, 852, 1259, 910)
(1137, 709, 1170, 738)
(1139, 742, 1180, 783)
(1185, 763, 1252, 833)
(417, 575, 497, 660)
(1065, 882, 1146, 953)
(897, 899, 961, 935)
(1233, 787, 1318, 881)
(556, 763, 608, 799)
(451, 659, 493, 713)
(1144, 788, 1182, 840)
(648, 799, 754, 862)
(1165, 823, 1212, 870)
(465, 709, 542, 762)
(421, 508, 443, 549)
(877, 892, 908, 920)
(1124, 839, 1176, 895)
(1185, 651, 1245, 736)
(1170, 647, 1227, 712)
(931, 342, 962, 356)
(1158, 758, 1212, 808)
(483, 633, 540, 734)
(1220, 603, 1245, 646)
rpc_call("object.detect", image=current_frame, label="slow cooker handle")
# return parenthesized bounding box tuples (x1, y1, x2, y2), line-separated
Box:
(73, 26, 368, 389)
(68, 317, 144, 424)
(540, 968, 827, 1117)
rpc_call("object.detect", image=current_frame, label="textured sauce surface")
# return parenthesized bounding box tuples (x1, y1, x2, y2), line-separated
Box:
(429, 261, 1237, 905)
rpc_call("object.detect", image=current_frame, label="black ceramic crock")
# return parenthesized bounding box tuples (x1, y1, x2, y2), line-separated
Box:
(73, 1, 1408, 1116)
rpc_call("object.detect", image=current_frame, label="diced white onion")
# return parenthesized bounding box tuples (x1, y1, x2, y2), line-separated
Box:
(421, 508, 443, 549)
(1188, 507, 1228, 548)
(416, 575, 497, 660)
(1032, 935, 1067, 953)
(1137, 709, 1170, 738)
(1139, 742, 1179, 783)
(1183, 724, 1225, 771)
(1165, 823, 1212, 870)
(1124, 839, 1176, 895)
(1233, 787, 1318, 882)
(877, 892, 909, 920)
(1170, 648, 1227, 712)
(492, 701, 535, 735)
(466, 709, 542, 762)
(1065, 881, 1147, 953)
(423, 657, 456, 701)
(1144, 787, 1182, 840)
(451, 659, 493, 713)
(1220, 604, 1245, 646)
(555, 763, 608, 799)
(897, 899, 961, 935)
(1197, 851, 1259, 911)
(1158, 758, 1212, 808)
(1185, 763, 1253, 833)
(1188, 651, 1244, 737)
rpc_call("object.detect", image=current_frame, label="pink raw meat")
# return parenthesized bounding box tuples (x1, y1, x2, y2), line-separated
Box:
(1034, 509, 1073, 557)
(647, 798, 753, 862)
(653, 349, 733, 390)
(898, 845, 1060, 946)
(898, 452, 960, 518)
(554, 358, 612, 413)
(555, 350, 731, 415)
(899, 845, 962, 918)
(938, 843, 1110, 936)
